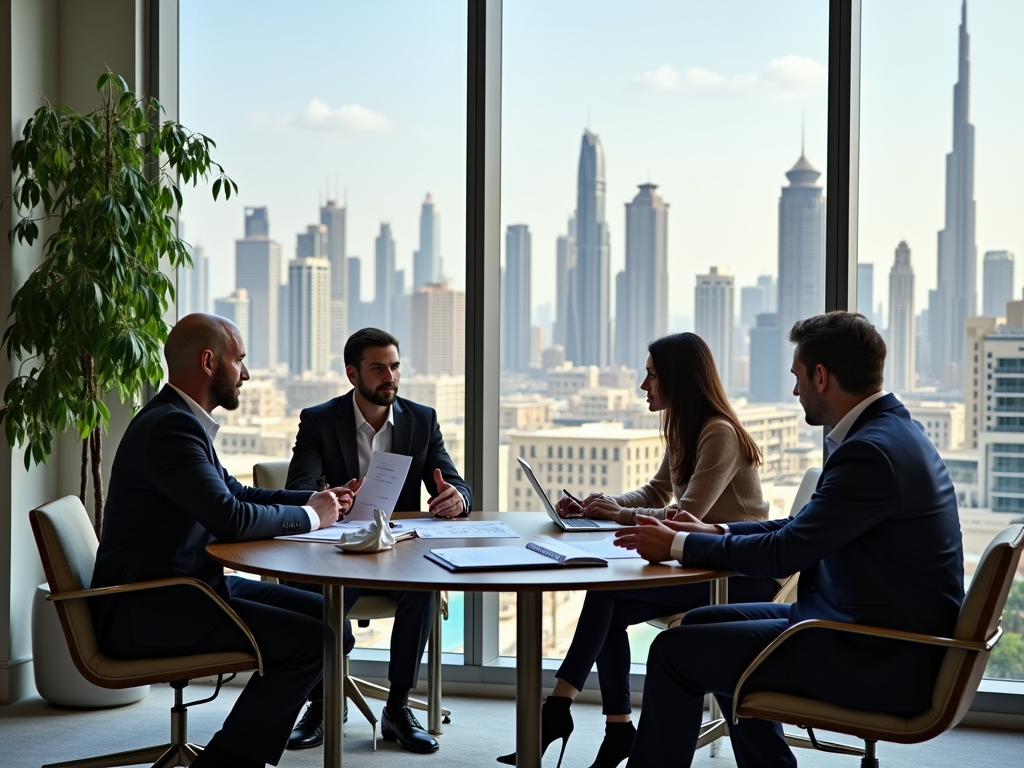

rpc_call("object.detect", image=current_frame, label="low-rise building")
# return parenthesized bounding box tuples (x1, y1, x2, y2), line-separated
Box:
(904, 400, 966, 451)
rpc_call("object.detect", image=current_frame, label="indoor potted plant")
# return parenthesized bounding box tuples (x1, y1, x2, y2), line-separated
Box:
(2, 71, 236, 706)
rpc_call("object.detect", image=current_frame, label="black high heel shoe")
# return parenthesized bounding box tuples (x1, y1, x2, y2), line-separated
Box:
(586, 720, 636, 768)
(497, 696, 574, 767)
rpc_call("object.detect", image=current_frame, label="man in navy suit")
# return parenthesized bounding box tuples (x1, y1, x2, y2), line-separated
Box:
(616, 312, 964, 767)
(284, 327, 471, 753)
(91, 314, 356, 768)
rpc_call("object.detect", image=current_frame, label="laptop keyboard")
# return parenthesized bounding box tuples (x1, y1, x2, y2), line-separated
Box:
(563, 517, 601, 528)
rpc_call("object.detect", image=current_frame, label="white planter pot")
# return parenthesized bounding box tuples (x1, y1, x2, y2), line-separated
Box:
(32, 584, 150, 708)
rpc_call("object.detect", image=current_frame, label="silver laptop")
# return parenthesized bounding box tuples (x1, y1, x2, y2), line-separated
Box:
(516, 457, 624, 531)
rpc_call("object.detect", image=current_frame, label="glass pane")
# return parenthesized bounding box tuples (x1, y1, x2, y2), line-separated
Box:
(180, 0, 467, 655)
(498, 0, 829, 661)
(859, 0, 1024, 680)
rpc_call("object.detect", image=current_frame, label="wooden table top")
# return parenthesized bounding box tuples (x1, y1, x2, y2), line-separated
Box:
(207, 510, 728, 592)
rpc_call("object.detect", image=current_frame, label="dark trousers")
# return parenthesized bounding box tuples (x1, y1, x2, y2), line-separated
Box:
(287, 581, 435, 691)
(98, 576, 328, 766)
(627, 602, 796, 768)
(555, 576, 780, 715)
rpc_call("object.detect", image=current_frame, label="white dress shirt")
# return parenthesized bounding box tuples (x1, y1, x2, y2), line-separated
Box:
(668, 390, 889, 563)
(168, 384, 320, 530)
(352, 396, 395, 477)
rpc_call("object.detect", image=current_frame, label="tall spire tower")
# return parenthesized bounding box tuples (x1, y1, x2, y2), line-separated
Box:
(929, 0, 976, 388)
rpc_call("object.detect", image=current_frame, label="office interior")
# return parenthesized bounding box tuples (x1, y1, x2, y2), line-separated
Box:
(2, 1, 1023, 766)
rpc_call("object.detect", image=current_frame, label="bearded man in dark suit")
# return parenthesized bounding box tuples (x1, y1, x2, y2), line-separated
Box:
(91, 314, 356, 768)
(284, 327, 471, 754)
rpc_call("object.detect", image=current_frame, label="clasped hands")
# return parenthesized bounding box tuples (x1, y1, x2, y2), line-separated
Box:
(611, 510, 725, 563)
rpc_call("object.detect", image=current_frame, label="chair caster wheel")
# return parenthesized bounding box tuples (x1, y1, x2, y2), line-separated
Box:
(443, 715, 451, 724)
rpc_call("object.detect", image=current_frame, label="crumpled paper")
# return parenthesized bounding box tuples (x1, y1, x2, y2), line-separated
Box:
(335, 508, 397, 553)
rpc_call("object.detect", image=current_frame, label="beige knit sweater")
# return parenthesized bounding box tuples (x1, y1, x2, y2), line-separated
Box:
(607, 418, 768, 526)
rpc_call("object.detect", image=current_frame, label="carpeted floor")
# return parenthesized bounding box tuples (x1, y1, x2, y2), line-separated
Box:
(2, 683, 1023, 767)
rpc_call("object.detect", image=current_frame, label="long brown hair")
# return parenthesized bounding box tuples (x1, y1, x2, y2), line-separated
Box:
(647, 332, 762, 482)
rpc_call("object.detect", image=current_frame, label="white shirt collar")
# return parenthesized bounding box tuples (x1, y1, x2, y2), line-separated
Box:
(352, 394, 394, 433)
(827, 390, 888, 447)
(168, 384, 220, 440)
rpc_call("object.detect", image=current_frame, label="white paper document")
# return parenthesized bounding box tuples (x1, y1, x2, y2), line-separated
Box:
(543, 535, 644, 560)
(410, 519, 519, 539)
(348, 450, 414, 521)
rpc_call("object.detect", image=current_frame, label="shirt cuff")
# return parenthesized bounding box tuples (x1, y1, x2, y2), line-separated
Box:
(303, 504, 320, 531)
(460, 492, 470, 514)
(670, 531, 688, 563)
(719, 523, 730, 534)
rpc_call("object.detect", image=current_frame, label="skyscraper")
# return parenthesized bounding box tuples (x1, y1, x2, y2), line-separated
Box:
(983, 250, 1014, 317)
(928, 1, 976, 386)
(411, 282, 465, 376)
(213, 289, 250, 355)
(857, 263, 874, 323)
(570, 130, 611, 367)
(288, 257, 331, 375)
(235, 206, 280, 369)
(296, 223, 328, 259)
(347, 256, 364, 332)
(776, 148, 825, 395)
(695, 267, 735, 389)
(553, 216, 576, 354)
(176, 242, 208, 316)
(320, 200, 348, 368)
(615, 183, 668, 371)
(413, 194, 442, 290)
(374, 223, 396, 331)
(749, 313, 783, 402)
(887, 241, 916, 394)
(502, 224, 532, 372)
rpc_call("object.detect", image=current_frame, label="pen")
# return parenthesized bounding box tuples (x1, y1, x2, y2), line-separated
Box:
(562, 489, 584, 505)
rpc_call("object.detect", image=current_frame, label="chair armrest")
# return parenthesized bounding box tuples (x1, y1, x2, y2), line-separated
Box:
(730, 618, 1003, 724)
(47, 577, 264, 676)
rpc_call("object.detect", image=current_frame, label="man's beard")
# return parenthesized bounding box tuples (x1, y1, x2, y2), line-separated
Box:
(212, 367, 241, 411)
(357, 376, 397, 407)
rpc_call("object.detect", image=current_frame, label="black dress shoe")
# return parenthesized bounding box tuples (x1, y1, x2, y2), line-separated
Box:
(381, 705, 439, 753)
(287, 700, 324, 750)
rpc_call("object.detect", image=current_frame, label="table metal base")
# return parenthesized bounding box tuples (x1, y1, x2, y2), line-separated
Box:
(515, 591, 543, 768)
(324, 584, 345, 768)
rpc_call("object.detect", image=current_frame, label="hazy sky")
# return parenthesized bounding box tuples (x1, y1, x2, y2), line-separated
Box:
(180, 0, 1023, 329)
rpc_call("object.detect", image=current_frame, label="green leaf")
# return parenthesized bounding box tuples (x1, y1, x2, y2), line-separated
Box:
(212, 178, 222, 201)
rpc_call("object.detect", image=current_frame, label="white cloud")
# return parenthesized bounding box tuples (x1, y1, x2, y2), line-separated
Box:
(248, 99, 394, 133)
(632, 64, 681, 91)
(683, 55, 827, 99)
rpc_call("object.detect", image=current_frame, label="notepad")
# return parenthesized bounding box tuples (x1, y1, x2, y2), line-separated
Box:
(425, 541, 608, 572)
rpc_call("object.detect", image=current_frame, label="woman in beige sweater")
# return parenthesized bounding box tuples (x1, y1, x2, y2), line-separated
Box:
(498, 333, 778, 768)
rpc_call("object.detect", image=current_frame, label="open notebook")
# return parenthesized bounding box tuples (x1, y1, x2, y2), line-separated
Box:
(425, 540, 608, 572)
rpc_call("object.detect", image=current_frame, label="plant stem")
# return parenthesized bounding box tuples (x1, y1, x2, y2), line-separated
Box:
(90, 427, 104, 537)
(80, 431, 89, 508)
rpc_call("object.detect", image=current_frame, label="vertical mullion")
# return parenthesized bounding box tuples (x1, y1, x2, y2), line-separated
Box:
(464, 0, 502, 667)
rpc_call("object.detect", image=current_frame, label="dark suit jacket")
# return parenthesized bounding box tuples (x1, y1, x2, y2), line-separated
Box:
(683, 393, 964, 712)
(91, 385, 313, 647)
(285, 391, 471, 514)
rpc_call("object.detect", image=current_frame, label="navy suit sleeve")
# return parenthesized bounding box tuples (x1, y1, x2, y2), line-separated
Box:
(422, 412, 473, 514)
(684, 439, 898, 578)
(147, 410, 312, 540)
(286, 408, 324, 492)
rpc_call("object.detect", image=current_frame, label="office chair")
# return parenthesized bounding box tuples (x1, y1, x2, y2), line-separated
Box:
(732, 523, 1023, 767)
(252, 460, 450, 740)
(29, 495, 261, 768)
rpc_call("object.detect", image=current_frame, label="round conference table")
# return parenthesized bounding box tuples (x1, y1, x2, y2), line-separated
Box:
(207, 510, 729, 768)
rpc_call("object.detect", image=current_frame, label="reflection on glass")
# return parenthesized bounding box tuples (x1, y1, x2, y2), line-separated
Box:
(859, 1, 1024, 680)
(498, 0, 829, 660)
(180, 0, 467, 654)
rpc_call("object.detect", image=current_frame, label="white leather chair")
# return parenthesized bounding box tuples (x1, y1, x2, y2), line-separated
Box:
(252, 460, 450, 739)
(30, 496, 261, 768)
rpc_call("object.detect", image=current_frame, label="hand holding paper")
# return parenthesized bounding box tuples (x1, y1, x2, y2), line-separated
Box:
(348, 452, 413, 521)
(428, 468, 465, 518)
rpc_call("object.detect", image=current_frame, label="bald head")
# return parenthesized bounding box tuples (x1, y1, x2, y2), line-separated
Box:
(165, 313, 236, 379)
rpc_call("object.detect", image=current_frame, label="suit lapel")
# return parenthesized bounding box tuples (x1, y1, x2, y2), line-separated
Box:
(335, 392, 360, 478)
(392, 398, 413, 456)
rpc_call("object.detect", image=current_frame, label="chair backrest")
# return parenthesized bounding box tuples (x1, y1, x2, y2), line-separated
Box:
(253, 460, 290, 490)
(923, 524, 1024, 736)
(788, 466, 821, 517)
(29, 496, 106, 683)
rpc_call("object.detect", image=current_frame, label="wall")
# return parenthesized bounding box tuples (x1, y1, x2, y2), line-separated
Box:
(1, 0, 165, 704)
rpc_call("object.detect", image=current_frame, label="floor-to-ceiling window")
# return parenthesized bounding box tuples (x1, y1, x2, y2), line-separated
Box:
(496, 0, 829, 665)
(179, 0, 469, 657)
(858, 0, 1024, 682)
